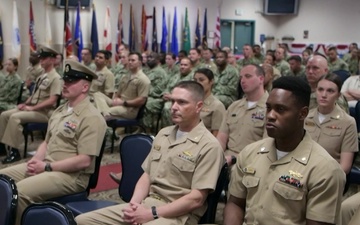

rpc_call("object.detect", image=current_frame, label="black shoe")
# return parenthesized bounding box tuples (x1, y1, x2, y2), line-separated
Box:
(0, 143, 6, 156)
(2, 148, 21, 164)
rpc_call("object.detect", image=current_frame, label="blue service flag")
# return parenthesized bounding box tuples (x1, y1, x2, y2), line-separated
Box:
(0, 16, 3, 62)
(91, 5, 99, 59)
(202, 8, 208, 48)
(195, 9, 201, 48)
(170, 7, 178, 56)
(75, 2, 83, 61)
(160, 7, 168, 53)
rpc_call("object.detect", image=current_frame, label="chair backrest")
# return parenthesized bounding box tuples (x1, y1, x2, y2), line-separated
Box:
(0, 174, 18, 225)
(21, 202, 76, 225)
(86, 134, 107, 192)
(136, 101, 147, 120)
(198, 163, 229, 224)
(17, 82, 25, 105)
(119, 134, 153, 202)
(333, 69, 350, 83)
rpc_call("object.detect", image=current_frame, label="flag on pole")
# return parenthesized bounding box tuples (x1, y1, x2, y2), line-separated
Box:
(29, 1, 36, 52)
(45, 1, 52, 46)
(195, 9, 201, 48)
(91, 3, 99, 59)
(64, 0, 73, 57)
(74, 1, 83, 61)
(115, 3, 124, 62)
(104, 6, 111, 51)
(12, 0, 21, 59)
(183, 8, 191, 53)
(128, 4, 135, 51)
(152, 7, 158, 52)
(202, 8, 208, 48)
(141, 5, 149, 52)
(170, 7, 178, 56)
(160, 7, 168, 53)
(214, 7, 221, 48)
(0, 12, 3, 62)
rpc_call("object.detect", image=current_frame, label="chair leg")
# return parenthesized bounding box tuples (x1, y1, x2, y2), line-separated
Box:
(23, 132, 28, 158)
(30, 131, 34, 142)
(111, 127, 116, 153)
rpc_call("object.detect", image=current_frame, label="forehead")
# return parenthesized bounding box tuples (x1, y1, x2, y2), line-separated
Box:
(240, 65, 257, 75)
(180, 59, 191, 65)
(267, 88, 295, 106)
(172, 87, 192, 99)
(129, 54, 139, 60)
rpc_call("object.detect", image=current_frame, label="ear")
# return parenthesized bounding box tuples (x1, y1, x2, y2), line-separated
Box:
(299, 106, 309, 121)
(195, 101, 204, 114)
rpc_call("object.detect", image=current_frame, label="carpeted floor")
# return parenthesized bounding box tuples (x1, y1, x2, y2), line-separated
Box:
(90, 163, 121, 193)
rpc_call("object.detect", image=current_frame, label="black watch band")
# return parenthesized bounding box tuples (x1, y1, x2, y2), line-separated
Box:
(231, 155, 237, 165)
(123, 100, 128, 107)
(45, 163, 52, 172)
(151, 206, 159, 219)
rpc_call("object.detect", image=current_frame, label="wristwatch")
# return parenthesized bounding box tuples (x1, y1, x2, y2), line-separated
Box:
(45, 163, 52, 172)
(151, 206, 159, 219)
(123, 100, 128, 107)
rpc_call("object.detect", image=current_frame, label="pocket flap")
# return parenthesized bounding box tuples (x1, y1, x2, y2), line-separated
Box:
(273, 181, 304, 200)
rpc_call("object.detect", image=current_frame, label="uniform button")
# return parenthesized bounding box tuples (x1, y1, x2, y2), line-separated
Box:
(260, 205, 263, 209)
(265, 186, 269, 190)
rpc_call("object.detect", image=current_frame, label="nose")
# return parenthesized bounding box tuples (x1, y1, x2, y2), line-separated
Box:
(266, 108, 276, 121)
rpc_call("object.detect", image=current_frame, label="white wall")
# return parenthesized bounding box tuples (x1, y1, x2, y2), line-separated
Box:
(1, 0, 360, 76)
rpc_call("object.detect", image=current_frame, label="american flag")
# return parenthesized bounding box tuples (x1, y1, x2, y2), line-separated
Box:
(29, 1, 36, 52)
(214, 7, 221, 48)
(64, 0, 73, 57)
(104, 7, 111, 51)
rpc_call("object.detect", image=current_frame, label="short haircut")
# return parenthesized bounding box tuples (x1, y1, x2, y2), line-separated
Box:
(203, 48, 213, 53)
(217, 50, 228, 58)
(97, 50, 111, 60)
(179, 50, 188, 56)
(313, 52, 327, 59)
(266, 53, 276, 62)
(8, 58, 19, 68)
(174, 80, 204, 101)
(195, 68, 214, 81)
(243, 64, 265, 77)
(189, 48, 201, 55)
(272, 76, 311, 108)
(166, 52, 177, 60)
(318, 73, 343, 93)
(288, 55, 302, 63)
(82, 48, 92, 54)
(328, 46, 337, 53)
(253, 44, 261, 48)
(149, 52, 160, 61)
(129, 52, 143, 62)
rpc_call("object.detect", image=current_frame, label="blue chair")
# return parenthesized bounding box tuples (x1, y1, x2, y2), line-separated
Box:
(333, 70, 350, 83)
(65, 134, 153, 216)
(50, 135, 107, 204)
(198, 163, 229, 224)
(21, 202, 76, 225)
(22, 94, 62, 158)
(0, 174, 18, 225)
(106, 103, 147, 153)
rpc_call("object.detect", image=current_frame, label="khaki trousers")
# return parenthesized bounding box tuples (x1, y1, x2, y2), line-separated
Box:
(341, 192, 360, 225)
(75, 197, 198, 225)
(0, 108, 48, 153)
(0, 163, 88, 225)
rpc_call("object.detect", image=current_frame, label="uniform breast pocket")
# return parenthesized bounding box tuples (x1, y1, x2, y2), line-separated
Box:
(323, 128, 342, 137)
(266, 181, 305, 220)
(171, 157, 196, 187)
(59, 128, 76, 139)
(149, 152, 162, 175)
(253, 119, 265, 128)
(39, 79, 50, 90)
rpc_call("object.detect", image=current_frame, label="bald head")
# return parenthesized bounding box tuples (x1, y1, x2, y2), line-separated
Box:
(305, 55, 329, 89)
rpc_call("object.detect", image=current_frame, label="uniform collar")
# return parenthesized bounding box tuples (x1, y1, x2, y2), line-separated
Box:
(63, 96, 91, 116)
(240, 91, 269, 110)
(308, 104, 343, 121)
(258, 132, 313, 165)
(163, 121, 207, 146)
(203, 94, 215, 106)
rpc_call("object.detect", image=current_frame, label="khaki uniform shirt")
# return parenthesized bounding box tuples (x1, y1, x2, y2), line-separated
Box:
(230, 133, 346, 225)
(274, 59, 291, 76)
(200, 94, 226, 132)
(219, 92, 269, 154)
(25, 64, 44, 83)
(142, 122, 224, 220)
(45, 97, 107, 176)
(30, 68, 62, 108)
(341, 75, 360, 107)
(90, 66, 115, 95)
(116, 69, 150, 116)
(305, 105, 358, 162)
